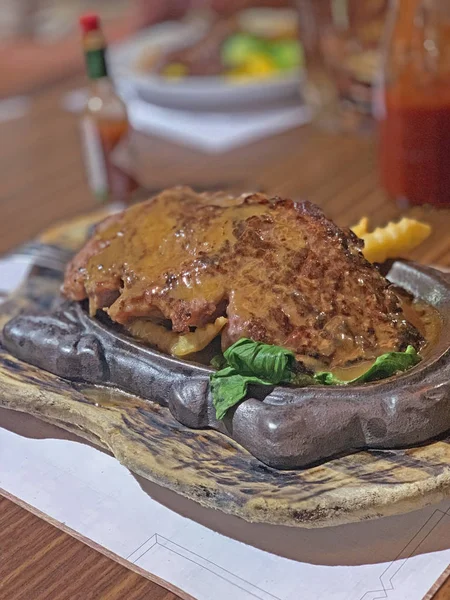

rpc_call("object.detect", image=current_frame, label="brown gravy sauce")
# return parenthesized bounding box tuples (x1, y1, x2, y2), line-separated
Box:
(84, 190, 441, 378)
(330, 296, 442, 382)
(115, 291, 441, 379)
(92, 296, 440, 392)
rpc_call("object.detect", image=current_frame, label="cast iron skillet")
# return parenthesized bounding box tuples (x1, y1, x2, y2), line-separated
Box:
(2, 261, 450, 469)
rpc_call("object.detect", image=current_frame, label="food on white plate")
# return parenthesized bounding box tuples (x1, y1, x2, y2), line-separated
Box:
(135, 9, 303, 81)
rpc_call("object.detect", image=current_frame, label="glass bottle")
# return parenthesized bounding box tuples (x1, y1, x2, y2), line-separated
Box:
(377, 0, 450, 207)
(79, 13, 137, 204)
(296, 0, 388, 131)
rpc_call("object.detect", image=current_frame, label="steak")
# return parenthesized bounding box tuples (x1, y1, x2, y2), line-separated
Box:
(62, 187, 422, 369)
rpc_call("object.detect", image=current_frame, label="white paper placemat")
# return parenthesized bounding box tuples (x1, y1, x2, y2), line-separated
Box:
(1, 257, 449, 600)
(0, 256, 32, 294)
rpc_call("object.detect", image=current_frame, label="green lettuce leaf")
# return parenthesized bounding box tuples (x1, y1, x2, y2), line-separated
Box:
(268, 39, 304, 70)
(314, 346, 421, 385)
(210, 340, 421, 420)
(221, 33, 266, 67)
(211, 366, 273, 421)
(223, 338, 295, 384)
(211, 339, 296, 420)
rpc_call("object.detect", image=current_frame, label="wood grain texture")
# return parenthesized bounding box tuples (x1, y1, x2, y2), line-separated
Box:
(0, 494, 182, 600)
(425, 564, 450, 599)
(432, 586, 450, 600)
(1, 75, 449, 597)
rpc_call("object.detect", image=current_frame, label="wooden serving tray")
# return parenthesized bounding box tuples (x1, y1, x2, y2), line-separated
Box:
(1, 210, 450, 528)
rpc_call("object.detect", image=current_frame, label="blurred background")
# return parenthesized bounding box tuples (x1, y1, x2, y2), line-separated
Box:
(0, 0, 297, 97)
(0, 0, 449, 264)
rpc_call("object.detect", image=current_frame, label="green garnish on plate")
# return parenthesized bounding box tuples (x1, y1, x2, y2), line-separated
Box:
(210, 339, 421, 420)
(221, 33, 303, 78)
(210, 339, 295, 420)
(314, 346, 420, 386)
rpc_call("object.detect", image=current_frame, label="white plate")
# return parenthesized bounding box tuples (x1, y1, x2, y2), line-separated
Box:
(109, 20, 303, 111)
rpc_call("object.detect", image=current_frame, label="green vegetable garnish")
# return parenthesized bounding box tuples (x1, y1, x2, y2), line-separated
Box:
(210, 339, 421, 420)
(211, 367, 274, 421)
(223, 338, 295, 383)
(268, 39, 304, 71)
(314, 346, 421, 386)
(210, 339, 295, 420)
(221, 33, 266, 67)
(222, 33, 303, 72)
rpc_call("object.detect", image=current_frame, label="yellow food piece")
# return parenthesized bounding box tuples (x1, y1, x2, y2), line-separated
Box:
(128, 317, 228, 357)
(172, 317, 228, 356)
(128, 320, 178, 354)
(351, 217, 369, 238)
(227, 53, 277, 80)
(351, 217, 431, 263)
(162, 63, 188, 79)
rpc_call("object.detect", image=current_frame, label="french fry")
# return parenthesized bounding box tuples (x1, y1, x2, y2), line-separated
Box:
(351, 217, 431, 263)
(351, 217, 369, 238)
(172, 317, 228, 356)
(127, 320, 178, 354)
(128, 317, 228, 357)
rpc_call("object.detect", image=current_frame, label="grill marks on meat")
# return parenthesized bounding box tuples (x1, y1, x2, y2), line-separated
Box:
(62, 187, 422, 368)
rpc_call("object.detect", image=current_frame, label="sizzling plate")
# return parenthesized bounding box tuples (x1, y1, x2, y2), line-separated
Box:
(2, 261, 450, 469)
(1, 238, 450, 527)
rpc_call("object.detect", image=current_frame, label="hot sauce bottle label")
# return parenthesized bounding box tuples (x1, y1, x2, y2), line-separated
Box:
(80, 116, 109, 201)
(85, 48, 108, 80)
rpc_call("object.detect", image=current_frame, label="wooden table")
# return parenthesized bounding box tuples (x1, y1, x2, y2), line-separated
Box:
(0, 77, 449, 600)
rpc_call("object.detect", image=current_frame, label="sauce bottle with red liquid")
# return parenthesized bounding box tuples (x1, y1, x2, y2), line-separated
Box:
(79, 13, 137, 204)
(377, 0, 450, 207)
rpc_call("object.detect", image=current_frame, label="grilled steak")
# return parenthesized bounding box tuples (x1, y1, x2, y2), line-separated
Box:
(63, 187, 422, 368)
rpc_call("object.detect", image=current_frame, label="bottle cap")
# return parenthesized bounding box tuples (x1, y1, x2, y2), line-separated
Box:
(79, 13, 100, 33)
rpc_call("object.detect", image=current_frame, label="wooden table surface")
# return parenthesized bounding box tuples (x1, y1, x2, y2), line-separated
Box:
(0, 493, 180, 600)
(0, 76, 449, 600)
